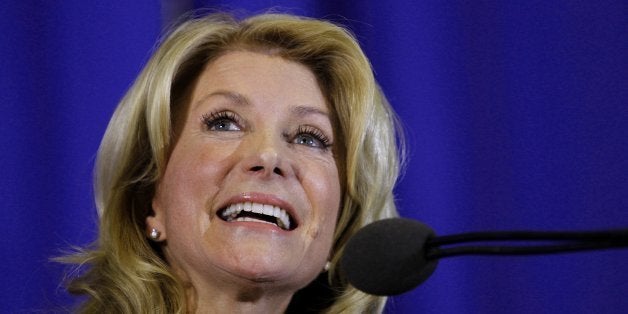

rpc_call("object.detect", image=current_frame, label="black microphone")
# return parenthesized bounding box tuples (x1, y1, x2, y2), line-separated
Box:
(340, 218, 628, 296)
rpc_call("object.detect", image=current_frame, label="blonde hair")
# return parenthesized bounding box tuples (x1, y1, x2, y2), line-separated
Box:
(62, 12, 403, 313)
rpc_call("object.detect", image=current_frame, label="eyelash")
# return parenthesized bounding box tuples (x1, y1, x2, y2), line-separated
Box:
(291, 125, 332, 150)
(201, 111, 240, 131)
(200, 110, 332, 150)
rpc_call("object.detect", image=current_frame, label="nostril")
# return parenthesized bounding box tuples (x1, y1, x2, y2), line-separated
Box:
(250, 166, 264, 172)
(273, 167, 282, 176)
(247, 165, 284, 176)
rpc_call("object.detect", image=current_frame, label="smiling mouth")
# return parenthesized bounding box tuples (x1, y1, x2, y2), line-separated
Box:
(218, 202, 296, 231)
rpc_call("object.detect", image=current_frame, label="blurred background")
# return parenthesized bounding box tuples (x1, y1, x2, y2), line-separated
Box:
(2, 1, 626, 313)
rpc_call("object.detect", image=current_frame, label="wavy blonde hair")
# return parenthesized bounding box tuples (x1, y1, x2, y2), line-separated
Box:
(62, 12, 403, 313)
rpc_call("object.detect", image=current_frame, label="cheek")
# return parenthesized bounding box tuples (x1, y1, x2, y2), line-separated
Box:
(158, 165, 208, 242)
(158, 142, 236, 227)
(306, 162, 342, 238)
(157, 144, 234, 263)
(321, 175, 341, 225)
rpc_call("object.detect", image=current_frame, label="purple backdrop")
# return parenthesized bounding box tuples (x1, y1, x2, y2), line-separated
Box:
(2, 1, 626, 313)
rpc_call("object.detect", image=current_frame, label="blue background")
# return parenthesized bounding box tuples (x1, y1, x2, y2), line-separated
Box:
(2, 1, 626, 313)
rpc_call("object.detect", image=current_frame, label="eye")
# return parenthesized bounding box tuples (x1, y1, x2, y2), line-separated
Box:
(201, 111, 241, 131)
(291, 126, 332, 149)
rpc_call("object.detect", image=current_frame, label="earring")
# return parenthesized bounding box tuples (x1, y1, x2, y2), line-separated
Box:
(324, 261, 331, 272)
(149, 228, 160, 240)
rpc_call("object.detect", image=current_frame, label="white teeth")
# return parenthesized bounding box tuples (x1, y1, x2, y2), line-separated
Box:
(263, 204, 273, 216)
(251, 203, 263, 214)
(221, 202, 291, 230)
(236, 217, 274, 225)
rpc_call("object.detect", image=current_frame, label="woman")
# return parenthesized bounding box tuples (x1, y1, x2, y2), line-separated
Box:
(62, 12, 403, 313)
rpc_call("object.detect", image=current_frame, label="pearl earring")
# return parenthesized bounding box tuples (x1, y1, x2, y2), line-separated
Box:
(149, 228, 160, 240)
(324, 261, 331, 272)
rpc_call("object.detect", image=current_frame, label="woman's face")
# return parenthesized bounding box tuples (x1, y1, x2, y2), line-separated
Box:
(149, 51, 341, 292)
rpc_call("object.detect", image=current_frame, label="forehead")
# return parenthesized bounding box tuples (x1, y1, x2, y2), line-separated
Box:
(190, 50, 328, 112)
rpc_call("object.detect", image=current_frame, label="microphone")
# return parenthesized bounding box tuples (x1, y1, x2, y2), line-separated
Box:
(340, 218, 628, 296)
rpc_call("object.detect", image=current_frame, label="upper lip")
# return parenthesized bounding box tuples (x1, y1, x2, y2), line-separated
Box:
(216, 192, 300, 229)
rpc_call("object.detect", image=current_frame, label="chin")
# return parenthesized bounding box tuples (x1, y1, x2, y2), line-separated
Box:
(220, 255, 319, 290)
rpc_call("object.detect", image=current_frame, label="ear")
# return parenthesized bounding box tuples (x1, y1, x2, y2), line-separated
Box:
(146, 195, 167, 241)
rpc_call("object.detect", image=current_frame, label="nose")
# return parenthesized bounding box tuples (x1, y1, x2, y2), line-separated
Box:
(240, 131, 291, 179)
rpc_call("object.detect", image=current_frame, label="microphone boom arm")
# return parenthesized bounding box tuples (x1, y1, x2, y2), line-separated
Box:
(426, 229, 628, 259)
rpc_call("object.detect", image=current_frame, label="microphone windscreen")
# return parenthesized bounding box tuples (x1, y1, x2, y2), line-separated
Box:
(340, 218, 438, 295)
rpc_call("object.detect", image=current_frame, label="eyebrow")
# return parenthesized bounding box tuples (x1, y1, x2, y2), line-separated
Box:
(195, 90, 329, 118)
(193, 90, 250, 110)
(290, 105, 329, 118)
